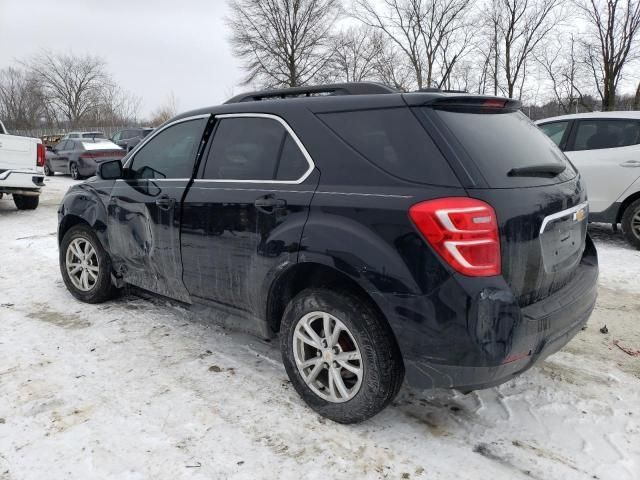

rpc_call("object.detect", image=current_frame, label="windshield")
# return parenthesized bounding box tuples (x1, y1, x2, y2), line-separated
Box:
(431, 109, 576, 188)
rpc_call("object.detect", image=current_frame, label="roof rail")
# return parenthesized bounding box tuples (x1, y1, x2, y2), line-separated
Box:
(224, 82, 398, 104)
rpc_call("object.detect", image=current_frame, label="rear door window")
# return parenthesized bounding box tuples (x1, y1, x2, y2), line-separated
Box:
(430, 109, 576, 188)
(317, 108, 459, 186)
(569, 119, 640, 151)
(203, 116, 310, 182)
(539, 121, 569, 147)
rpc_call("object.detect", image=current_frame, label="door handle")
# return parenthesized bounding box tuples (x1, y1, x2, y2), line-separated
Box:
(155, 195, 175, 210)
(254, 195, 286, 213)
(620, 160, 640, 167)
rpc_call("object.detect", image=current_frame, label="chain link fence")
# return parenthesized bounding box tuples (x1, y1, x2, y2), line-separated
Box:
(10, 126, 128, 139)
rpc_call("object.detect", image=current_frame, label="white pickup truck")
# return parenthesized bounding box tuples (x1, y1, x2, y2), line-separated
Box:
(0, 120, 46, 210)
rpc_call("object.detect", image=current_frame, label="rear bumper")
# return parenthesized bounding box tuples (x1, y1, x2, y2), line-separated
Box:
(0, 169, 44, 193)
(377, 235, 599, 391)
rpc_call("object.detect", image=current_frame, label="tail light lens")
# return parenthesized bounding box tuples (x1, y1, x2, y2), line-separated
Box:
(409, 197, 501, 277)
(36, 143, 46, 167)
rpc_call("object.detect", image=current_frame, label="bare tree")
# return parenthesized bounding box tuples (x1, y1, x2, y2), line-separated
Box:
(24, 51, 110, 127)
(228, 0, 341, 87)
(354, 0, 474, 89)
(372, 38, 415, 90)
(486, 0, 565, 99)
(536, 33, 587, 113)
(328, 26, 384, 82)
(87, 84, 142, 127)
(0, 67, 46, 129)
(576, 0, 640, 110)
(150, 92, 178, 126)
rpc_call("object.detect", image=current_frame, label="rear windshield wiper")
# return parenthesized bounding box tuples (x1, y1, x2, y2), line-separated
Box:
(508, 163, 566, 177)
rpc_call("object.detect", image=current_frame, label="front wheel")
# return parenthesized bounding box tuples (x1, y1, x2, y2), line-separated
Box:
(13, 194, 39, 210)
(621, 198, 640, 250)
(60, 224, 117, 303)
(280, 288, 404, 424)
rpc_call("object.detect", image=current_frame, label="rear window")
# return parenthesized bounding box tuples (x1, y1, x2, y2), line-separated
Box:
(317, 107, 459, 186)
(432, 109, 576, 188)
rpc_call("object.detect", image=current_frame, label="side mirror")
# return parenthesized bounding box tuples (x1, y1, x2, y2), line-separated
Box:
(97, 159, 124, 180)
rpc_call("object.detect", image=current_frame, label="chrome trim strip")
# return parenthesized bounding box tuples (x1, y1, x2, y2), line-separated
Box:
(539, 201, 589, 234)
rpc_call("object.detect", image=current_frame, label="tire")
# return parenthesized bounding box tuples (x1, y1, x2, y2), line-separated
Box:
(621, 198, 640, 250)
(70, 162, 81, 180)
(280, 288, 404, 424)
(44, 161, 54, 176)
(13, 194, 39, 210)
(59, 224, 117, 303)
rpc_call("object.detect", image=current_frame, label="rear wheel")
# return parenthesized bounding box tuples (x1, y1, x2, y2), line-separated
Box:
(60, 224, 117, 303)
(280, 288, 404, 424)
(621, 198, 640, 250)
(44, 161, 54, 176)
(13, 194, 39, 210)
(70, 162, 81, 180)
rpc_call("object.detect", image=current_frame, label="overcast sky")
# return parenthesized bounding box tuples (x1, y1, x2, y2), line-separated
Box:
(0, 0, 243, 117)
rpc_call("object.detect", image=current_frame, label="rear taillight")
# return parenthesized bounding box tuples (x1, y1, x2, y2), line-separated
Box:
(36, 143, 46, 167)
(80, 153, 97, 160)
(409, 197, 501, 277)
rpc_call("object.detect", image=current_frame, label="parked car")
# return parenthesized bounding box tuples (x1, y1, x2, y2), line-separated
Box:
(537, 112, 640, 248)
(57, 83, 598, 423)
(0, 119, 46, 210)
(62, 131, 107, 140)
(110, 127, 154, 152)
(45, 139, 124, 179)
(41, 134, 64, 150)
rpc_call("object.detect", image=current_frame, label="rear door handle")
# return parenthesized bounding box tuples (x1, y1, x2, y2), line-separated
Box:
(254, 195, 286, 213)
(155, 195, 175, 210)
(621, 160, 640, 167)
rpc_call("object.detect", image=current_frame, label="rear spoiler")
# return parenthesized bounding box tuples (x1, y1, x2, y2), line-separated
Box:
(404, 93, 521, 112)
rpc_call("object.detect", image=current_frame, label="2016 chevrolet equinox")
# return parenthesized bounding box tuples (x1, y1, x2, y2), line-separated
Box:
(57, 83, 598, 423)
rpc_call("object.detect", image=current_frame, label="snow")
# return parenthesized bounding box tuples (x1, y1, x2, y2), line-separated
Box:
(81, 141, 122, 151)
(1, 176, 639, 480)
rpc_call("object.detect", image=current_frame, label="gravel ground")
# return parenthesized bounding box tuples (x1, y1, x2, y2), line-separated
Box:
(1, 176, 639, 480)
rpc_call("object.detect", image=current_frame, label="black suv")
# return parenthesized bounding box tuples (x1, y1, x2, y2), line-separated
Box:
(57, 83, 598, 423)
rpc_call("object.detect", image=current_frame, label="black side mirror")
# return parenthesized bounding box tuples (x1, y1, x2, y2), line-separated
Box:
(97, 159, 124, 180)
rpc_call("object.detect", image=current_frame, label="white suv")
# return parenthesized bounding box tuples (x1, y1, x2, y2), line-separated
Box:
(537, 112, 640, 249)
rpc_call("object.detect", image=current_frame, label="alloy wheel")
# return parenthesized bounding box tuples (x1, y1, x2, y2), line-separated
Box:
(293, 311, 363, 403)
(70, 164, 79, 180)
(632, 209, 640, 240)
(65, 237, 99, 291)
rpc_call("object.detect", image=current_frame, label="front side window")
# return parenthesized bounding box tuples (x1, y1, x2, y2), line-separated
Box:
(129, 118, 207, 179)
(571, 119, 640, 151)
(539, 121, 569, 147)
(203, 116, 309, 181)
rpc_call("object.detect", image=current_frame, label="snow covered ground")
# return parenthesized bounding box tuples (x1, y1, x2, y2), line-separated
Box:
(1, 176, 639, 480)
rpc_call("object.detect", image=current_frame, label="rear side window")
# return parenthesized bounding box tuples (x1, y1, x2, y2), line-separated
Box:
(570, 119, 640, 151)
(203, 117, 310, 182)
(317, 108, 459, 186)
(539, 121, 569, 147)
(432, 109, 575, 188)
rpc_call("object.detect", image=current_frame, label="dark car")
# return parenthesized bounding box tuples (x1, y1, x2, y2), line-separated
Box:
(56, 83, 598, 424)
(45, 139, 125, 179)
(110, 127, 154, 152)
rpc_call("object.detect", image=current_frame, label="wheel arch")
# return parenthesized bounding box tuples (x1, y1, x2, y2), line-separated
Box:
(265, 262, 400, 350)
(58, 190, 109, 250)
(617, 190, 640, 223)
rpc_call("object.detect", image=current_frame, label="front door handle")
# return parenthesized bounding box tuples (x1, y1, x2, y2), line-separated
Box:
(621, 160, 640, 167)
(254, 195, 286, 213)
(155, 195, 175, 210)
